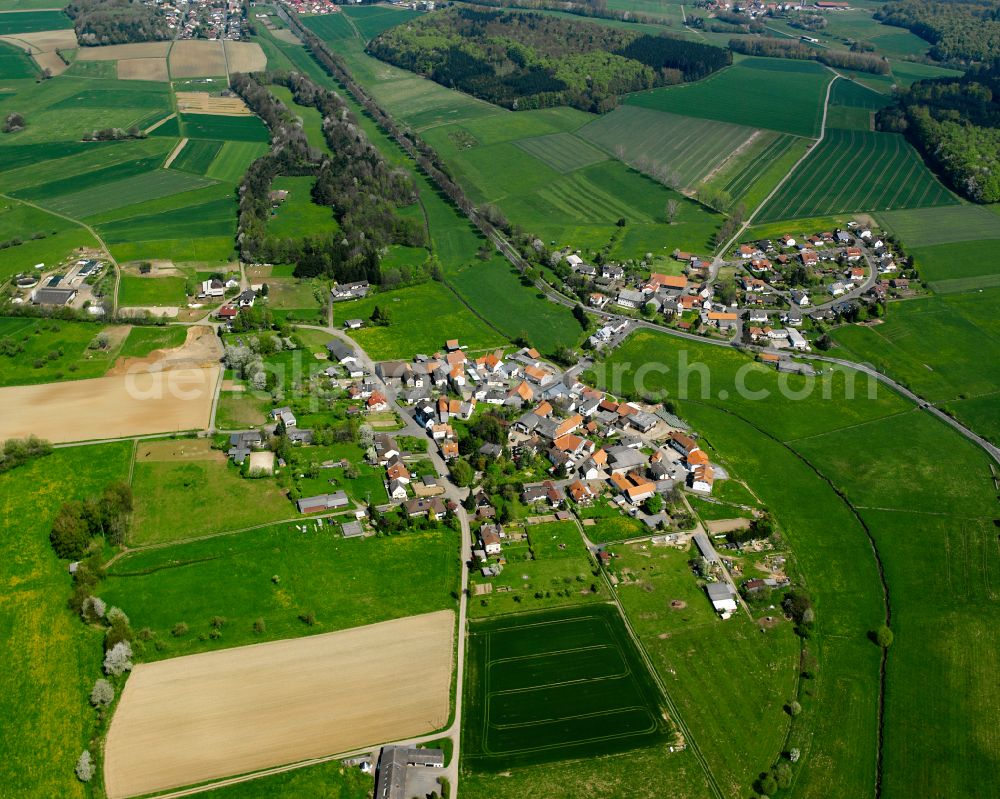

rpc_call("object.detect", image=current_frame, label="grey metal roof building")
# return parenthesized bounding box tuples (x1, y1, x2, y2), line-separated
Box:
(375, 746, 444, 799)
(693, 532, 720, 563)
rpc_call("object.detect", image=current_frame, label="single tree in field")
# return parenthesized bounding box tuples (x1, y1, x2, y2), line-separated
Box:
(665, 199, 680, 224)
(874, 624, 894, 648)
(75, 751, 94, 782)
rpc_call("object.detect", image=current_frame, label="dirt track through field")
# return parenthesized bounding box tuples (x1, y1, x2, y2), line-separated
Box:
(104, 610, 454, 799)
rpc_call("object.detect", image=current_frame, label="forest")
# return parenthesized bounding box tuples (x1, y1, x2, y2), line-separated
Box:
(877, 63, 1000, 202)
(367, 7, 729, 112)
(66, 0, 171, 46)
(231, 72, 424, 282)
(874, 0, 1000, 62)
(729, 36, 891, 73)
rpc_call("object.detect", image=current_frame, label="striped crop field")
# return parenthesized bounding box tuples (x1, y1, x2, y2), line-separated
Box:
(757, 129, 958, 222)
(168, 138, 223, 175)
(578, 106, 757, 189)
(514, 132, 608, 174)
(720, 133, 798, 202)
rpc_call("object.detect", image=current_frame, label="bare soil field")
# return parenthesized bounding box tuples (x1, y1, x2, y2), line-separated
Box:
(249, 449, 275, 473)
(107, 325, 222, 374)
(168, 40, 227, 78)
(0, 28, 76, 52)
(223, 40, 266, 72)
(0, 366, 219, 443)
(175, 90, 250, 116)
(0, 326, 221, 443)
(117, 57, 168, 81)
(270, 28, 302, 44)
(77, 41, 172, 60)
(705, 518, 752, 534)
(103, 610, 454, 799)
(32, 48, 66, 74)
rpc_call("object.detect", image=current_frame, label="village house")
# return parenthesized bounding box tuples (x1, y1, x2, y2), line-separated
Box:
(479, 524, 503, 555)
(403, 497, 447, 520)
(330, 280, 369, 301)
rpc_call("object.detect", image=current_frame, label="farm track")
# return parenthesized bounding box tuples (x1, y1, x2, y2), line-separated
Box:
(162, 137, 188, 169)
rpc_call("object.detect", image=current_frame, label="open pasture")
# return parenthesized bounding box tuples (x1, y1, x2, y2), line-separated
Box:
(757, 129, 958, 222)
(626, 57, 831, 138)
(463, 604, 670, 771)
(299, 11, 356, 44)
(514, 131, 607, 174)
(118, 273, 188, 305)
(104, 611, 454, 799)
(0, 196, 99, 279)
(117, 57, 168, 81)
(579, 106, 758, 189)
(129, 438, 295, 545)
(877, 204, 1000, 248)
(0, 365, 218, 443)
(0, 9, 70, 34)
(911, 238, 1000, 287)
(334, 280, 505, 359)
(100, 522, 459, 658)
(0, 317, 125, 386)
(266, 175, 338, 238)
(181, 112, 269, 141)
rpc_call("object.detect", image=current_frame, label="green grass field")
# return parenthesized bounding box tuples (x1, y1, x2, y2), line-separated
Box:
(118, 324, 187, 357)
(448, 256, 584, 356)
(831, 288, 1000, 442)
(117, 274, 188, 306)
(268, 83, 330, 154)
(203, 761, 373, 798)
(41, 168, 215, 219)
(514, 131, 608, 174)
(0, 9, 71, 34)
(757, 129, 958, 222)
(0, 39, 37, 78)
(463, 604, 672, 770)
(204, 139, 269, 182)
(627, 57, 831, 138)
(0, 317, 123, 385)
(0, 442, 132, 799)
(180, 113, 269, 142)
(0, 197, 100, 280)
(910, 238, 1000, 287)
(470, 521, 603, 618)
(877, 204, 1000, 248)
(612, 540, 800, 795)
(266, 175, 338, 238)
(577, 498, 649, 543)
(593, 329, 1000, 798)
(129, 439, 293, 545)
(579, 106, 758, 189)
(100, 521, 459, 660)
(169, 138, 223, 175)
(342, 4, 420, 40)
(333, 280, 506, 359)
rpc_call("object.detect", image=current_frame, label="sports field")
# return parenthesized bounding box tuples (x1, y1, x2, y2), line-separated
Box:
(757, 129, 958, 221)
(463, 604, 670, 771)
(627, 57, 831, 138)
(104, 611, 454, 799)
(578, 106, 758, 189)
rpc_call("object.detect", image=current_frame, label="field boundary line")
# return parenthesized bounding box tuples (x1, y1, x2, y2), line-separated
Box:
(163, 137, 189, 169)
(144, 111, 176, 134)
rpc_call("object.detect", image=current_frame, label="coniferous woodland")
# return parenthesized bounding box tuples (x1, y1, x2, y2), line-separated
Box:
(875, 0, 1000, 63)
(367, 7, 730, 112)
(729, 36, 891, 74)
(66, 0, 171, 46)
(877, 63, 1000, 202)
(231, 72, 423, 282)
